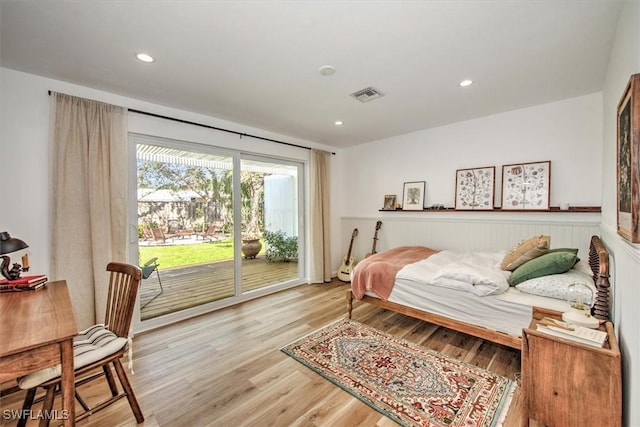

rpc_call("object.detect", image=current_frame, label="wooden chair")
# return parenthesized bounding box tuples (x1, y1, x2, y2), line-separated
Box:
(141, 225, 155, 241)
(149, 224, 168, 242)
(17, 262, 145, 426)
(149, 224, 181, 243)
(196, 220, 225, 241)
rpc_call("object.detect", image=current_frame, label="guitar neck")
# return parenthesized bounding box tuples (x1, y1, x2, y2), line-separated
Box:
(346, 239, 355, 260)
(344, 229, 358, 264)
(369, 221, 382, 255)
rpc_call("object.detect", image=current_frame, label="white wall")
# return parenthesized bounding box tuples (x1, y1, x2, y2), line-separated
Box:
(0, 69, 52, 276)
(264, 174, 296, 236)
(601, 1, 640, 426)
(340, 92, 603, 218)
(337, 93, 604, 266)
(0, 66, 340, 285)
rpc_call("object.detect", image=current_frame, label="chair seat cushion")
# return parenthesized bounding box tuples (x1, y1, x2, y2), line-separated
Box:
(18, 324, 128, 389)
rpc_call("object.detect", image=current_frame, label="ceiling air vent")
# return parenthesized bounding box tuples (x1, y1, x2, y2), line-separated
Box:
(350, 87, 384, 103)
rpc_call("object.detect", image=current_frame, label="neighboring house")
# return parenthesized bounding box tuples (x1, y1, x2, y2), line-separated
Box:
(138, 189, 205, 232)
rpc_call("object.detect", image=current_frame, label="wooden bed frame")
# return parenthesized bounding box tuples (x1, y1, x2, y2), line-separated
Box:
(347, 235, 611, 350)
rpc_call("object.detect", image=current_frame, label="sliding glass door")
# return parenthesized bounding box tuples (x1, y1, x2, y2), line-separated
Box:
(240, 156, 302, 294)
(131, 135, 304, 323)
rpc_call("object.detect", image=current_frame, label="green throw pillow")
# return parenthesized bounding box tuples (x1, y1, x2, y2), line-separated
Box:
(508, 251, 578, 286)
(546, 248, 579, 255)
(546, 248, 580, 264)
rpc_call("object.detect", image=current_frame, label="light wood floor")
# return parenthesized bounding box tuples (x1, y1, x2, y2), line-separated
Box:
(0, 280, 537, 427)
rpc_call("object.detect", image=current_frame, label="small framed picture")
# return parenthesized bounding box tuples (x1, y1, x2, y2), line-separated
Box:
(402, 181, 426, 210)
(617, 73, 640, 242)
(501, 161, 551, 210)
(382, 195, 397, 210)
(455, 166, 495, 210)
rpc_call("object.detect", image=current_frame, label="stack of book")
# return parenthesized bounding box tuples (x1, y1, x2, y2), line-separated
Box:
(0, 275, 48, 292)
(536, 317, 608, 348)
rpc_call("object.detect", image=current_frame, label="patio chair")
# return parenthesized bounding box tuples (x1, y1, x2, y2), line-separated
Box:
(150, 225, 167, 242)
(197, 220, 225, 241)
(148, 225, 177, 243)
(140, 257, 163, 308)
(18, 262, 145, 426)
(141, 226, 155, 241)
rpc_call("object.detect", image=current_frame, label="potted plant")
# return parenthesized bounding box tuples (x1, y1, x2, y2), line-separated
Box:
(241, 235, 262, 259)
(263, 230, 298, 262)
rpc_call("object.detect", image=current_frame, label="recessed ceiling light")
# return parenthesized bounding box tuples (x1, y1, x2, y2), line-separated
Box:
(319, 65, 336, 76)
(459, 79, 473, 87)
(334, 121, 343, 126)
(136, 53, 155, 63)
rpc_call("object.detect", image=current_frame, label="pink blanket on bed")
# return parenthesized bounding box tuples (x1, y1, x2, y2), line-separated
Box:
(351, 246, 437, 301)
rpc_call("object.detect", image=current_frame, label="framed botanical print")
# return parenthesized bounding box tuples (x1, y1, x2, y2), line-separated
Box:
(455, 166, 495, 210)
(501, 161, 551, 210)
(402, 181, 426, 210)
(617, 73, 640, 243)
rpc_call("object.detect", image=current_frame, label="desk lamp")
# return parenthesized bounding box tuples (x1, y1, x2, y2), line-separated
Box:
(0, 231, 29, 280)
(562, 282, 599, 329)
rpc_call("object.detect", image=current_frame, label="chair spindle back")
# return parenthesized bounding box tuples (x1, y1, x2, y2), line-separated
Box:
(104, 262, 142, 337)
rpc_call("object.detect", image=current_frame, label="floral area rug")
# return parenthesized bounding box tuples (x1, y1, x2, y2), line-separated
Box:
(281, 319, 515, 427)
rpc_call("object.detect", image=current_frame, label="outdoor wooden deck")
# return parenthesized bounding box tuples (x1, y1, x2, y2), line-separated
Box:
(140, 255, 299, 320)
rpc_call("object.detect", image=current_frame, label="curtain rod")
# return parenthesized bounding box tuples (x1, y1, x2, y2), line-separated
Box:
(48, 90, 335, 155)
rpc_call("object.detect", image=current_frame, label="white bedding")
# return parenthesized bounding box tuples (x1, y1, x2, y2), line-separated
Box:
(384, 277, 572, 337)
(358, 247, 595, 339)
(396, 250, 511, 296)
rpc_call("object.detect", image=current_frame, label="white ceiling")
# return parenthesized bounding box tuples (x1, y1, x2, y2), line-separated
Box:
(0, 1, 622, 148)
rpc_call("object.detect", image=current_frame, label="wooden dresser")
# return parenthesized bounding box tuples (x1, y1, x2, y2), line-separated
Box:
(521, 307, 621, 427)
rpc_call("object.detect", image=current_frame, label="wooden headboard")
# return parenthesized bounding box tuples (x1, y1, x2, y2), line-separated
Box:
(588, 235, 611, 320)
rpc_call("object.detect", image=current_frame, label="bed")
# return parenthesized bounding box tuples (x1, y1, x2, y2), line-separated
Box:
(346, 235, 611, 349)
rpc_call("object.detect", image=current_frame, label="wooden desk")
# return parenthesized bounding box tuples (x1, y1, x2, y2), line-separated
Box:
(0, 280, 78, 426)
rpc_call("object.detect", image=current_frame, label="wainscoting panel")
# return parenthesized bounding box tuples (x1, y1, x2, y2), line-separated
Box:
(340, 216, 601, 264)
(599, 226, 640, 427)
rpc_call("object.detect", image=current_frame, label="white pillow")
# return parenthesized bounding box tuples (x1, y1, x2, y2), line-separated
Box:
(572, 259, 593, 275)
(515, 269, 596, 301)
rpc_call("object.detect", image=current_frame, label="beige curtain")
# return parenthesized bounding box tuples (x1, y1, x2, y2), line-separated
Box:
(50, 93, 128, 328)
(309, 149, 332, 283)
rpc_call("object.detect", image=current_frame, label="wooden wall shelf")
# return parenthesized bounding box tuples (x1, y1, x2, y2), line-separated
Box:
(379, 206, 601, 213)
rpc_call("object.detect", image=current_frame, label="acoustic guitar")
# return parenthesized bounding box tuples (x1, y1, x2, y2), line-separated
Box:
(365, 220, 382, 258)
(337, 228, 358, 282)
